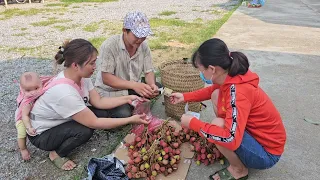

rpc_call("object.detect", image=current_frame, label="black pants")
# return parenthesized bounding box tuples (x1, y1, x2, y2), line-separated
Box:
(27, 105, 127, 158)
(88, 105, 133, 118)
(28, 121, 94, 157)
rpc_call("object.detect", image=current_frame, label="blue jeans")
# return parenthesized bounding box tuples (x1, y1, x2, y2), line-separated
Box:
(234, 131, 281, 169)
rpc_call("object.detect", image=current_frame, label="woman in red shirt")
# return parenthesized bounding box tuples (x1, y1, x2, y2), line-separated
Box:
(170, 38, 286, 180)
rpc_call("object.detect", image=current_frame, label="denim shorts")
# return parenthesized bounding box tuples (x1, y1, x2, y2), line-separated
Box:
(234, 131, 281, 169)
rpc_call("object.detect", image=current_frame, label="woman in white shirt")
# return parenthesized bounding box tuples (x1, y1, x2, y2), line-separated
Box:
(28, 39, 149, 171)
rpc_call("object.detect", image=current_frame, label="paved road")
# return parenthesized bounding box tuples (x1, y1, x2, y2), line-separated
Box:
(152, 0, 320, 179)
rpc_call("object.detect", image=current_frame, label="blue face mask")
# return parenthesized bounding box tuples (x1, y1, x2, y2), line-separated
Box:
(200, 72, 213, 84)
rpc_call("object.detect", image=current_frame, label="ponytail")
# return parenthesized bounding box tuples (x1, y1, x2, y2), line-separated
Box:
(228, 51, 249, 77)
(192, 38, 250, 77)
(54, 40, 69, 65)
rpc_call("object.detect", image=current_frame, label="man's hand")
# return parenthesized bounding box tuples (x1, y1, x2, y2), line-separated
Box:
(150, 84, 159, 98)
(129, 114, 150, 125)
(132, 82, 154, 98)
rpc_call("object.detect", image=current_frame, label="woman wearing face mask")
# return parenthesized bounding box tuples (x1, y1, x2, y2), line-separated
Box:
(170, 38, 286, 180)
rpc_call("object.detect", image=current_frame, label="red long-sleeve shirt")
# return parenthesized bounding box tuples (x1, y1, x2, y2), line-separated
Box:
(184, 70, 286, 155)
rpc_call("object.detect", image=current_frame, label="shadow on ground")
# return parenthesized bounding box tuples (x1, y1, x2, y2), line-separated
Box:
(151, 50, 320, 180)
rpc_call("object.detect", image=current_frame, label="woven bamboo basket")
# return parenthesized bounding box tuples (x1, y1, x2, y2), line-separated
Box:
(159, 59, 205, 120)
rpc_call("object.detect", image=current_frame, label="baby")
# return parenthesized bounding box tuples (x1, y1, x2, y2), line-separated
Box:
(15, 72, 42, 160)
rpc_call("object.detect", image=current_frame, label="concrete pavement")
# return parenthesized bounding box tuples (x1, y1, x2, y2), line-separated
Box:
(152, 0, 320, 179)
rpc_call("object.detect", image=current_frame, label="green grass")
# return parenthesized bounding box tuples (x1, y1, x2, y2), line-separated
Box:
(149, 18, 187, 27)
(148, 38, 169, 50)
(89, 36, 107, 49)
(148, 3, 240, 50)
(101, 20, 122, 34)
(53, 24, 80, 31)
(159, 11, 177, 16)
(12, 33, 28, 36)
(211, 9, 222, 15)
(83, 22, 100, 32)
(45, 3, 71, 7)
(0, 8, 67, 19)
(5, 46, 41, 55)
(194, 18, 203, 22)
(61, 0, 117, 2)
(31, 18, 72, 27)
(20, 27, 28, 31)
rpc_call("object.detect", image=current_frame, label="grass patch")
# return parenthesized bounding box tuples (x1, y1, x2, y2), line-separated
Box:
(211, 10, 222, 15)
(4, 46, 43, 56)
(72, 6, 81, 8)
(149, 3, 240, 50)
(148, 38, 169, 50)
(150, 2, 240, 67)
(194, 18, 203, 22)
(194, 5, 239, 46)
(0, 8, 67, 19)
(61, 0, 117, 3)
(31, 18, 72, 27)
(89, 36, 107, 49)
(149, 18, 187, 27)
(53, 24, 80, 31)
(20, 27, 28, 31)
(45, 3, 71, 7)
(83, 22, 100, 32)
(101, 20, 122, 34)
(159, 11, 177, 16)
(12, 33, 28, 36)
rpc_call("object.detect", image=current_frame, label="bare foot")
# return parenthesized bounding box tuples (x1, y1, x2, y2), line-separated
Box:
(20, 149, 31, 161)
(211, 166, 248, 180)
(61, 160, 77, 171)
(49, 151, 76, 171)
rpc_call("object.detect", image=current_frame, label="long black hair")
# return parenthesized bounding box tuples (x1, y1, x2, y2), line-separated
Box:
(192, 38, 249, 77)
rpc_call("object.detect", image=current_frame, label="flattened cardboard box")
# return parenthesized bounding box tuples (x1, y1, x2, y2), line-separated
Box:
(114, 121, 194, 180)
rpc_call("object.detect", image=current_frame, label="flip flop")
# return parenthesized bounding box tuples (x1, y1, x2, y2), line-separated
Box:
(51, 157, 74, 170)
(209, 167, 248, 180)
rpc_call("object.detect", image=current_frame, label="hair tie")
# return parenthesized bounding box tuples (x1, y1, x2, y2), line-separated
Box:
(59, 46, 65, 53)
(229, 52, 233, 60)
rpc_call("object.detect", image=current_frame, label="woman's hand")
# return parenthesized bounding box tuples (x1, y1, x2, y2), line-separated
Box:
(127, 95, 141, 104)
(129, 114, 150, 125)
(180, 114, 195, 128)
(170, 93, 184, 104)
(26, 127, 37, 136)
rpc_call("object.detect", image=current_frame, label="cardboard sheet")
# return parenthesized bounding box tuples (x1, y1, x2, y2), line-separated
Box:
(114, 121, 194, 180)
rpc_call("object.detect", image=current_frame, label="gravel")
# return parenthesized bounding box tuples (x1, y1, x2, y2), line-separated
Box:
(0, 0, 238, 60)
(0, 0, 238, 179)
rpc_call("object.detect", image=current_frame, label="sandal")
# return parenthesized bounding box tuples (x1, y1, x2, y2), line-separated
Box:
(209, 167, 248, 180)
(51, 156, 74, 170)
